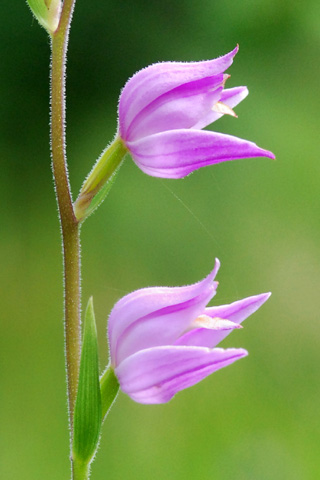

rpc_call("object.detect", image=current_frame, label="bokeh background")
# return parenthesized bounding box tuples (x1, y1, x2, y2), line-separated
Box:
(1, 1, 320, 479)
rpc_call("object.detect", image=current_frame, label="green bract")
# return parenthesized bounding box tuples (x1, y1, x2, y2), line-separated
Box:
(26, 0, 61, 34)
(73, 298, 102, 467)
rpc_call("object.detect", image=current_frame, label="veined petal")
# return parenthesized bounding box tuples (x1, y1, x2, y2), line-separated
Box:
(116, 345, 247, 404)
(175, 292, 270, 348)
(108, 260, 220, 365)
(126, 77, 224, 142)
(119, 47, 239, 137)
(192, 86, 249, 130)
(127, 129, 275, 179)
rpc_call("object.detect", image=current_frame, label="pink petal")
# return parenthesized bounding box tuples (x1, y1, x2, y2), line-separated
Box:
(175, 293, 271, 348)
(127, 129, 275, 179)
(125, 77, 224, 142)
(119, 47, 238, 137)
(108, 260, 220, 365)
(116, 345, 247, 404)
(192, 86, 249, 130)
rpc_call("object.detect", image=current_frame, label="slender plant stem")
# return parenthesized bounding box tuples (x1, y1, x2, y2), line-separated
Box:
(73, 461, 90, 480)
(50, 0, 80, 438)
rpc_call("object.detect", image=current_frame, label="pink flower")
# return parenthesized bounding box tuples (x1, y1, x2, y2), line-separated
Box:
(108, 259, 270, 404)
(118, 46, 275, 179)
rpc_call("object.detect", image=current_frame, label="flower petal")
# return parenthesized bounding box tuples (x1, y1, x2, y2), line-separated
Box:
(192, 86, 249, 130)
(108, 260, 220, 365)
(119, 47, 239, 138)
(175, 292, 271, 348)
(126, 77, 224, 141)
(116, 345, 247, 404)
(127, 129, 275, 179)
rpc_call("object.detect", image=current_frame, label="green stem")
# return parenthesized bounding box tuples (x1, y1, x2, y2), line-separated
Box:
(50, 0, 79, 448)
(73, 460, 90, 480)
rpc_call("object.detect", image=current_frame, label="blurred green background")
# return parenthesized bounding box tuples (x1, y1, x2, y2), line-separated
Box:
(1, 0, 320, 479)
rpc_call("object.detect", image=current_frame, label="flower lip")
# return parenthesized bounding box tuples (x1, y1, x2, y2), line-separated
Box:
(212, 102, 237, 118)
(191, 315, 243, 331)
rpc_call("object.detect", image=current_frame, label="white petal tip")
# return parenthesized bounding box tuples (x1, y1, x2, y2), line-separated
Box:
(193, 315, 243, 331)
(212, 101, 238, 117)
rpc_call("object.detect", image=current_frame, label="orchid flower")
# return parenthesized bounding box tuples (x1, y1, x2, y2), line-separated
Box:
(107, 259, 270, 404)
(74, 46, 275, 220)
(118, 46, 275, 179)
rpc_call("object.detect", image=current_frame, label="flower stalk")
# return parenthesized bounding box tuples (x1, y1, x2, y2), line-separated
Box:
(74, 137, 128, 222)
(100, 366, 120, 420)
(73, 461, 90, 480)
(50, 0, 79, 444)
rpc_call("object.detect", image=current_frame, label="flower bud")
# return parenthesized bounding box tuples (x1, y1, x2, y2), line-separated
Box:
(26, 0, 62, 34)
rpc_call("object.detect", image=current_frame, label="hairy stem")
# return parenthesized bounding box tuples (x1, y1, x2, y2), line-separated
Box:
(73, 461, 90, 480)
(50, 0, 79, 436)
